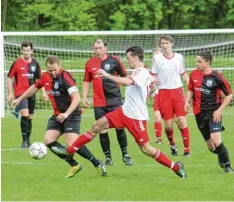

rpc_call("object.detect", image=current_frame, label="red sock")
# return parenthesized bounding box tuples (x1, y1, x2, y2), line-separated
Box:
(67, 131, 95, 154)
(154, 122, 162, 138)
(154, 150, 179, 172)
(180, 127, 190, 153)
(165, 129, 175, 146)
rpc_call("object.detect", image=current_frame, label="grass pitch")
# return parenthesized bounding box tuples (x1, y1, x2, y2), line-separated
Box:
(1, 109, 234, 201)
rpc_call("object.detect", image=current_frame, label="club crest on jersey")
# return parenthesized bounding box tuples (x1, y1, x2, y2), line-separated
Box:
(206, 80, 213, 87)
(31, 65, 36, 72)
(104, 64, 110, 71)
(54, 81, 59, 89)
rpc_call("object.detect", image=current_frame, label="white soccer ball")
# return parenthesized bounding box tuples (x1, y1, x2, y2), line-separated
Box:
(29, 142, 48, 160)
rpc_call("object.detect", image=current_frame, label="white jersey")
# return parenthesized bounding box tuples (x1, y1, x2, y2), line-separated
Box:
(150, 52, 186, 89)
(122, 67, 154, 120)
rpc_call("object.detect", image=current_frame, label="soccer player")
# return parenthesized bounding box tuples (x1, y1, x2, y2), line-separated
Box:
(11, 55, 107, 178)
(150, 35, 191, 156)
(82, 39, 133, 166)
(7, 41, 48, 148)
(184, 51, 233, 173)
(52, 46, 187, 178)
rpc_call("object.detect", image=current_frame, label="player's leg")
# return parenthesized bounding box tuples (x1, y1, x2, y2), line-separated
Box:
(154, 110, 162, 144)
(125, 118, 187, 178)
(94, 107, 112, 165)
(208, 119, 233, 173)
(173, 88, 191, 156)
(159, 90, 177, 154)
(64, 113, 106, 176)
(115, 128, 133, 166)
(154, 94, 163, 144)
(18, 99, 29, 148)
(27, 97, 36, 147)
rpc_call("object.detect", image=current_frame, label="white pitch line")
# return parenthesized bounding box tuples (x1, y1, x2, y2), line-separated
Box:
(1, 148, 22, 151)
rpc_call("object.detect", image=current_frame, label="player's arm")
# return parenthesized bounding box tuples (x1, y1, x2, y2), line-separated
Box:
(41, 87, 49, 102)
(10, 85, 39, 110)
(56, 87, 80, 123)
(149, 83, 156, 96)
(181, 72, 189, 85)
(97, 69, 133, 86)
(82, 81, 91, 108)
(7, 77, 14, 102)
(184, 90, 194, 113)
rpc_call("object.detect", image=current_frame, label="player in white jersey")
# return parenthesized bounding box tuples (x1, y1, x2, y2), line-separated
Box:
(150, 35, 191, 156)
(52, 46, 187, 178)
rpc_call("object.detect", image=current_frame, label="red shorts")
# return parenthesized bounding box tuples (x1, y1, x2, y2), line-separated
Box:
(153, 93, 159, 111)
(158, 87, 186, 120)
(105, 107, 149, 145)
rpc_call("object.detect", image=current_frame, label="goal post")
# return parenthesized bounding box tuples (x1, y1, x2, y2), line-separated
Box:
(2, 29, 234, 117)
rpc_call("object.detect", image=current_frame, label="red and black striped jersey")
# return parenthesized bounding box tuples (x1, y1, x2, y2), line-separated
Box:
(188, 69, 232, 115)
(35, 68, 81, 115)
(8, 57, 42, 97)
(84, 55, 127, 107)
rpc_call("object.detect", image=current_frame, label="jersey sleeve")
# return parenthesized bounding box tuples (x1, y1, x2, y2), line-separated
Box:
(83, 62, 92, 82)
(34, 78, 43, 89)
(131, 68, 154, 87)
(112, 56, 128, 77)
(216, 72, 232, 96)
(149, 55, 158, 75)
(35, 61, 42, 79)
(7, 61, 17, 78)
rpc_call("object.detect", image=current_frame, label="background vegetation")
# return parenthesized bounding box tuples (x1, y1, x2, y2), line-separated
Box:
(2, 0, 234, 31)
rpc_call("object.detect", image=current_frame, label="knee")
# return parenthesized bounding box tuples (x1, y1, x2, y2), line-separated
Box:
(165, 125, 173, 131)
(92, 121, 101, 133)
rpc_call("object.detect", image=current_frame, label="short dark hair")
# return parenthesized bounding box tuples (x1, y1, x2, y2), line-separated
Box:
(197, 50, 213, 65)
(126, 46, 144, 62)
(21, 41, 33, 50)
(159, 35, 174, 44)
(45, 55, 60, 66)
(93, 39, 107, 47)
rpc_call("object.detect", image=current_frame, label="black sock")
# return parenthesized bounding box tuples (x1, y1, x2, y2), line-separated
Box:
(47, 141, 78, 167)
(116, 129, 128, 157)
(216, 142, 231, 169)
(76, 146, 100, 167)
(99, 132, 111, 159)
(27, 119, 32, 142)
(20, 116, 28, 142)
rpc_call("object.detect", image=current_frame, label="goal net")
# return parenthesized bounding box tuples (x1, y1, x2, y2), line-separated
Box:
(1, 30, 234, 117)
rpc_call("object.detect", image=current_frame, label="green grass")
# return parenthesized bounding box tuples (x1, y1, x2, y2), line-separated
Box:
(1, 109, 234, 201)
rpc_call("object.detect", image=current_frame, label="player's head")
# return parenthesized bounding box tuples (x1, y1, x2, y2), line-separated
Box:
(158, 35, 174, 53)
(21, 41, 33, 60)
(196, 50, 212, 72)
(126, 46, 144, 69)
(152, 47, 161, 55)
(45, 55, 61, 79)
(93, 39, 107, 59)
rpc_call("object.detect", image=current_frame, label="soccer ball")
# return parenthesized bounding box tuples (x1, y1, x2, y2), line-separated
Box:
(29, 142, 48, 160)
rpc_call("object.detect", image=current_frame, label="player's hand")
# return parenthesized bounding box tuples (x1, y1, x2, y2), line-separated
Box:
(56, 113, 68, 123)
(7, 93, 14, 103)
(96, 69, 108, 78)
(43, 93, 49, 102)
(213, 110, 222, 123)
(10, 99, 20, 110)
(83, 98, 90, 108)
(184, 101, 190, 113)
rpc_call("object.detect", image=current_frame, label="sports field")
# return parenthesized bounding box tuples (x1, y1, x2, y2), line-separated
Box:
(1, 109, 234, 201)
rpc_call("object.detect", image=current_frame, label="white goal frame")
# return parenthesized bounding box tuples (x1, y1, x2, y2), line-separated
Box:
(1, 29, 234, 117)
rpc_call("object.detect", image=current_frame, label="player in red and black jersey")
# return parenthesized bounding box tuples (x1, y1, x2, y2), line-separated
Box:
(7, 41, 48, 148)
(11, 56, 106, 178)
(83, 39, 133, 166)
(185, 51, 233, 173)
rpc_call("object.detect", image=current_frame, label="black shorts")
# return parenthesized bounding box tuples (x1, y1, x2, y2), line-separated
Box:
(17, 96, 36, 114)
(94, 103, 123, 120)
(46, 112, 81, 134)
(195, 112, 225, 141)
